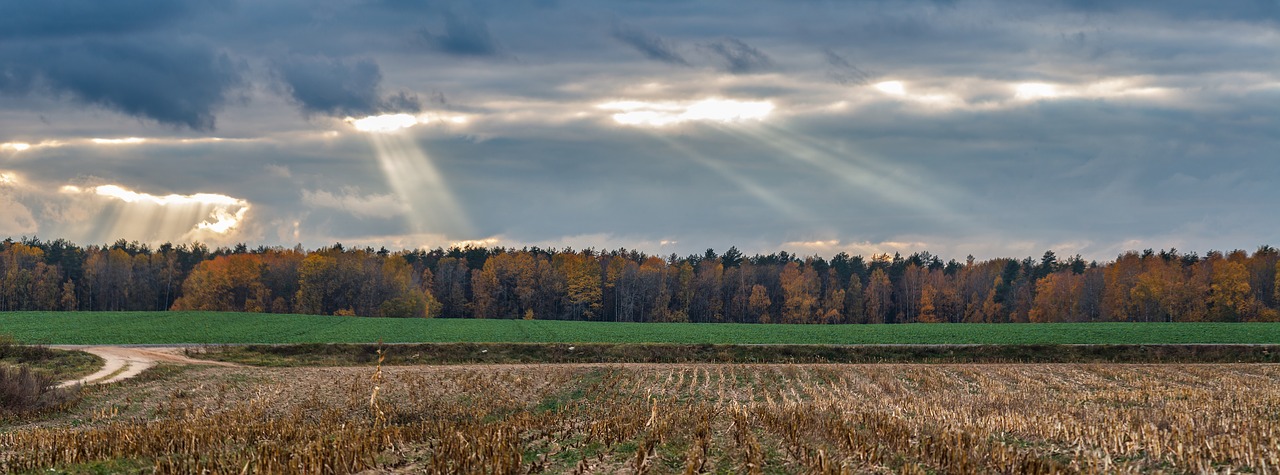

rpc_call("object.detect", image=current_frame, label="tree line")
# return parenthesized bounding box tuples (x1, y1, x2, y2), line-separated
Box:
(1, 237, 1278, 323)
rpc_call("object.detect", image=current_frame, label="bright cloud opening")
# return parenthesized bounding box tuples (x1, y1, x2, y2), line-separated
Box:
(60, 184, 252, 241)
(450, 237, 502, 249)
(1015, 83, 1060, 100)
(93, 184, 245, 208)
(1, 142, 32, 152)
(0, 172, 18, 185)
(346, 114, 421, 133)
(344, 112, 470, 133)
(91, 137, 148, 145)
(196, 208, 246, 234)
(599, 98, 775, 127)
(874, 81, 907, 95)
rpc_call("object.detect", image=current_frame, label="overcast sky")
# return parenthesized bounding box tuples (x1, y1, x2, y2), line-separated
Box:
(1, 0, 1277, 261)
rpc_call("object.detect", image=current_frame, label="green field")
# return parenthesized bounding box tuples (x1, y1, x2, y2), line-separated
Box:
(2, 311, 1279, 345)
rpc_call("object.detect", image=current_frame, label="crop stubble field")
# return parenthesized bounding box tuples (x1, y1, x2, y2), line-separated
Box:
(3, 362, 1279, 474)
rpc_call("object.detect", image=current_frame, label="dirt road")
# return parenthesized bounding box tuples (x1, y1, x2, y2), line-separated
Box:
(51, 346, 239, 388)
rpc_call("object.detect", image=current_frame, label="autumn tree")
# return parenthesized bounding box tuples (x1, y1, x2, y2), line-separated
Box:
(1274, 261, 1280, 310)
(778, 262, 820, 323)
(0, 243, 60, 311)
(172, 254, 266, 312)
(665, 261, 694, 322)
(819, 272, 846, 323)
(636, 257, 668, 322)
(83, 248, 134, 311)
(843, 275, 865, 324)
(917, 285, 941, 323)
(293, 253, 337, 315)
(1029, 272, 1081, 323)
(555, 252, 602, 320)
(373, 257, 429, 318)
(865, 268, 892, 324)
(257, 249, 304, 313)
(433, 257, 471, 318)
(1129, 259, 1172, 322)
(1210, 259, 1253, 322)
(722, 263, 753, 324)
(748, 284, 772, 323)
(471, 251, 552, 319)
(1102, 252, 1143, 321)
(690, 259, 724, 322)
(471, 252, 521, 319)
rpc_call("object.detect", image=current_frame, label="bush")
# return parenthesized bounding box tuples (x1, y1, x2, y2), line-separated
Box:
(1, 334, 82, 419)
(0, 364, 80, 418)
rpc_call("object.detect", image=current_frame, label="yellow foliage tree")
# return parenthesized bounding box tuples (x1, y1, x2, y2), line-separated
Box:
(1210, 261, 1252, 321)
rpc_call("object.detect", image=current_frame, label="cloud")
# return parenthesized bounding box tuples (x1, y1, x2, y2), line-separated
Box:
(598, 98, 774, 127)
(611, 23, 689, 66)
(0, 37, 243, 130)
(1055, 0, 1280, 20)
(0, 173, 38, 235)
(302, 188, 406, 219)
(419, 11, 498, 56)
(0, 197, 38, 235)
(0, 0, 200, 39)
(702, 38, 773, 74)
(57, 183, 253, 243)
(275, 55, 389, 117)
(822, 48, 871, 85)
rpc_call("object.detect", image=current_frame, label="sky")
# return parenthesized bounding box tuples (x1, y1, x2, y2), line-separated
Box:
(1, 0, 1277, 261)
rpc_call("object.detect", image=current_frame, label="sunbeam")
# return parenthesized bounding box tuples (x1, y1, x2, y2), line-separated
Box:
(642, 132, 816, 223)
(357, 125, 472, 237)
(58, 184, 251, 243)
(706, 122, 975, 228)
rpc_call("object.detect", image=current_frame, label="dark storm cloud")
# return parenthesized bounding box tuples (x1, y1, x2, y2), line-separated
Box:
(275, 56, 390, 117)
(419, 11, 499, 56)
(0, 38, 243, 130)
(0, 0, 202, 39)
(611, 23, 689, 66)
(702, 38, 773, 74)
(0, 0, 239, 130)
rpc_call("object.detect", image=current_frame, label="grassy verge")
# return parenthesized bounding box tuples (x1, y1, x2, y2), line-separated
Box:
(4, 311, 1280, 345)
(0, 335, 102, 380)
(190, 342, 1280, 366)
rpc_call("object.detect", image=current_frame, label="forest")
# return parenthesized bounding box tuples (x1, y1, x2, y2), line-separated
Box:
(0, 237, 1277, 324)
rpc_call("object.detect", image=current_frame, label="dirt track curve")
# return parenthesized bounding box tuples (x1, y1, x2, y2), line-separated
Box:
(52, 346, 240, 388)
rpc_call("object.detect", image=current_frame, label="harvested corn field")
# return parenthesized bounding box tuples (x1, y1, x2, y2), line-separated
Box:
(3, 363, 1278, 474)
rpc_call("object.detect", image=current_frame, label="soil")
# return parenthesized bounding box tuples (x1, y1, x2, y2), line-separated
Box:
(50, 346, 240, 387)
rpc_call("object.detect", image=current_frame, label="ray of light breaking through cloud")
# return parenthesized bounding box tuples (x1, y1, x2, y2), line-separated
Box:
(707, 122, 978, 231)
(364, 131, 473, 239)
(643, 131, 816, 224)
(57, 184, 252, 244)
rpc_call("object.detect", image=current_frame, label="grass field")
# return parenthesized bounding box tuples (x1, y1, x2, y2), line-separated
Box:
(3, 311, 1280, 345)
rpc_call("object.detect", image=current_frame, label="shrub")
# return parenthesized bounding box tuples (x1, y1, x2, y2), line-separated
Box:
(0, 334, 82, 419)
(0, 364, 79, 418)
